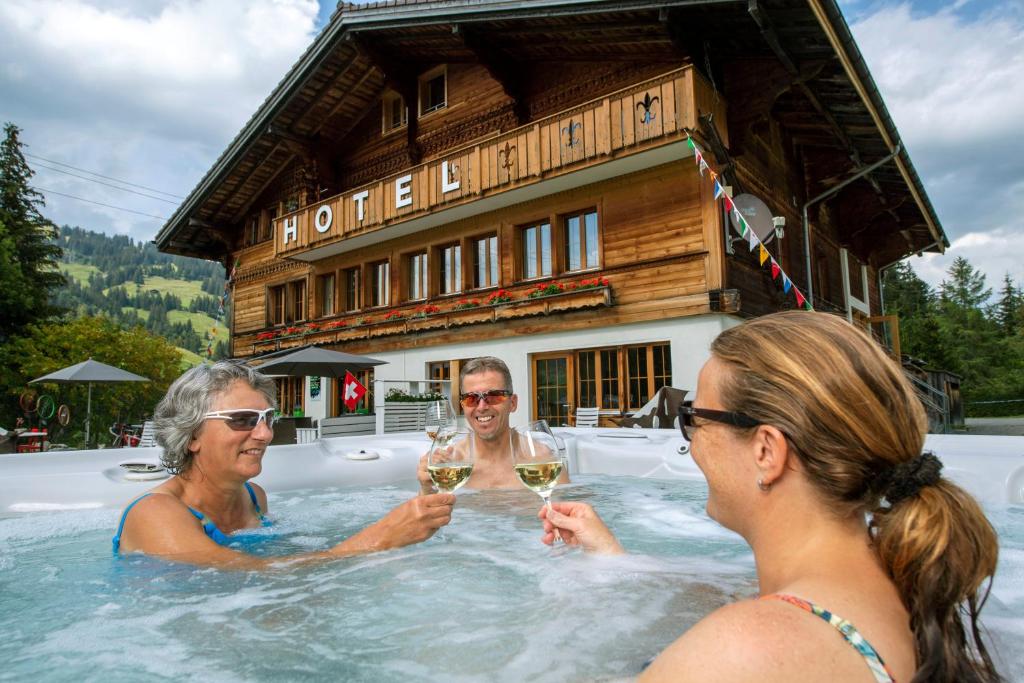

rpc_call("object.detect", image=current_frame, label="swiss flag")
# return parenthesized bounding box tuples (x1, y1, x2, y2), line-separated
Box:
(342, 371, 367, 411)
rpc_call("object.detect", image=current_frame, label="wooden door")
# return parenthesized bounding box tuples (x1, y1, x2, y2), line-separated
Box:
(532, 353, 575, 426)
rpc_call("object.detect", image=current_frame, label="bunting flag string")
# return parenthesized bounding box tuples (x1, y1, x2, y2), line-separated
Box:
(686, 133, 813, 311)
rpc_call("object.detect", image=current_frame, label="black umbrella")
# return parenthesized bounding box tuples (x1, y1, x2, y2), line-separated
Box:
(30, 358, 150, 446)
(251, 346, 386, 378)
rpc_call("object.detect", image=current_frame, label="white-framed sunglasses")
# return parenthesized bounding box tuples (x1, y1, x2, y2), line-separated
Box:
(204, 408, 276, 431)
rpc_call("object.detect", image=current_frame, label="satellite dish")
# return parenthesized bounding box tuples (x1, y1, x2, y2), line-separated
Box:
(729, 194, 776, 244)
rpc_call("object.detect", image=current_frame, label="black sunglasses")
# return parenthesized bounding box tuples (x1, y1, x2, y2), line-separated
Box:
(204, 408, 277, 431)
(677, 400, 761, 442)
(459, 389, 512, 409)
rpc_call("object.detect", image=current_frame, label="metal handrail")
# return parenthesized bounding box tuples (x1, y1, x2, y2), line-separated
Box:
(904, 371, 950, 433)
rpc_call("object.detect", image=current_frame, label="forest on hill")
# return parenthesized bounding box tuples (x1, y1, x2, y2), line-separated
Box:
(53, 225, 229, 360)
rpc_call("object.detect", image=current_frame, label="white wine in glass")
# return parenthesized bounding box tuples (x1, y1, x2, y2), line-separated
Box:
(427, 428, 474, 493)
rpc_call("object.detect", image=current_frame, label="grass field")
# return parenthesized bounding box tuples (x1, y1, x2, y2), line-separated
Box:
(177, 347, 204, 368)
(61, 262, 101, 285)
(114, 276, 211, 306)
(168, 310, 229, 342)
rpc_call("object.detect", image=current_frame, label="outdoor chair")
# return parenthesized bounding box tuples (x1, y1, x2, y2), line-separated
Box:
(137, 420, 157, 448)
(574, 407, 600, 428)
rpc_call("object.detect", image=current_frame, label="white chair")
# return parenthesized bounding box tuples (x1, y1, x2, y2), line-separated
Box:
(137, 420, 157, 448)
(574, 407, 600, 428)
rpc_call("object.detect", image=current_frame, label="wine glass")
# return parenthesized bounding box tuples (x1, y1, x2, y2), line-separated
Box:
(427, 428, 475, 493)
(511, 422, 565, 541)
(424, 399, 456, 443)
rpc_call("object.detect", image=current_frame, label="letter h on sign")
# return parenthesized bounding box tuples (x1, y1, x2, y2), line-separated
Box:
(282, 216, 298, 245)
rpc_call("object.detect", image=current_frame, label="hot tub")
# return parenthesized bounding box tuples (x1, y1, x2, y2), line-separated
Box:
(0, 431, 1021, 682)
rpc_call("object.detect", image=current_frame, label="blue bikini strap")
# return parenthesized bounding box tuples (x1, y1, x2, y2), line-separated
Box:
(111, 493, 153, 554)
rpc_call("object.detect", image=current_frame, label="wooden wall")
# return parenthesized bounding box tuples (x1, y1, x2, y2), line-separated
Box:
(229, 161, 713, 353)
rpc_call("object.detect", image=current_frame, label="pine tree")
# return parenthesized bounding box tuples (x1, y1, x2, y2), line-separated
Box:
(992, 273, 1022, 336)
(0, 123, 65, 339)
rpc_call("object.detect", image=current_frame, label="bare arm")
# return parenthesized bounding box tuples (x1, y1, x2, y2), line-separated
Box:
(118, 491, 455, 570)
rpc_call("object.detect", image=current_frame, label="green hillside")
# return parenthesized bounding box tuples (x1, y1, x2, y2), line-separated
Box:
(61, 262, 100, 285)
(53, 225, 230, 362)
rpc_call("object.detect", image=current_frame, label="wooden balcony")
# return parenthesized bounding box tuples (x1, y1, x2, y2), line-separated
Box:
(274, 66, 726, 261)
(243, 285, 612, 355)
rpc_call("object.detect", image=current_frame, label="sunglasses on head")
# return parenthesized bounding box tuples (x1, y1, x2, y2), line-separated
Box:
(677, 400, 761, 442)
(204, 408, 276, 431)
(459, 389, 512, 409)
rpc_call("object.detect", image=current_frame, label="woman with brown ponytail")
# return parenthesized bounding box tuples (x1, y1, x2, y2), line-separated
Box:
(540, 311, 1003, 682)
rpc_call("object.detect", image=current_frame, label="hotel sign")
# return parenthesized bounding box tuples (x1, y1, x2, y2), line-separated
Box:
(273, 67, 713, 258)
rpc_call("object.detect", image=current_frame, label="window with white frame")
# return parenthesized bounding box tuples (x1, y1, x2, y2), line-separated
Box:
(418, 66, 447, 116)
(438, 243, 462, 295)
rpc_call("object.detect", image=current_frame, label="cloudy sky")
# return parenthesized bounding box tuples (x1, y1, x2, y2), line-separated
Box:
(1, 0, 1022, 293)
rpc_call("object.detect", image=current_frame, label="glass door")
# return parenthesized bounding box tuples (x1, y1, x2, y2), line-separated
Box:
(532, 353, 574, 425)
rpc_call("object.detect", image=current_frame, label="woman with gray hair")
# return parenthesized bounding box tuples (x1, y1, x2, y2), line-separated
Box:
(112, 361, 455, 568)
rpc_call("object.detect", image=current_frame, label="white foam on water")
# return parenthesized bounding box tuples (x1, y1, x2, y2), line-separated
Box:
(8, 502, 106, 512)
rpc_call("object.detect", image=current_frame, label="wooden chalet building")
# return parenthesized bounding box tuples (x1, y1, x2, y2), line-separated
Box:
(156, 0, 947, 428)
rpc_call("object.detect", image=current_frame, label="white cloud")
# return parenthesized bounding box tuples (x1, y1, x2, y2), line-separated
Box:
(848, 2, 1024, 293)
(0, 0, 320, 241)
(913, 227, 1024, 290)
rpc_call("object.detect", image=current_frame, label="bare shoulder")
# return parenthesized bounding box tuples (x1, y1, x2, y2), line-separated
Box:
(118, 492, 207, 554)
(639, 599, 829, 683)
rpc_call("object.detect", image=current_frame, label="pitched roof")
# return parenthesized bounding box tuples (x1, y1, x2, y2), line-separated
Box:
(155, 0, 946, 266)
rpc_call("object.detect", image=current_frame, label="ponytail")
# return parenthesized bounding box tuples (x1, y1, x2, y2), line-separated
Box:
(872, 481, 1002, 683)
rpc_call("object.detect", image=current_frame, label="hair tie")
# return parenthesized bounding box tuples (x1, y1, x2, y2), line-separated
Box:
(882, 451, 943, 506)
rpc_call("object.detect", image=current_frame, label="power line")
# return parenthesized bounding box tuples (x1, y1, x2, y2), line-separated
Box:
(24, 152, 185, 199)
(32, 186, 168, 221)
(31, 161, 181, 204)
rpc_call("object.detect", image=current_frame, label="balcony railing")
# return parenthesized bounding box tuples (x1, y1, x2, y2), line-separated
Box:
(273, 66, 726, 259)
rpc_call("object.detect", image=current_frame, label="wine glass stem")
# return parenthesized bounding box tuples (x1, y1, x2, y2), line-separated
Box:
(542, 494, 562, 543)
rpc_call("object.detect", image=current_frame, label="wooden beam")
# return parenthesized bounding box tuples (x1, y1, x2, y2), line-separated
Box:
(455, 24, 530, 124)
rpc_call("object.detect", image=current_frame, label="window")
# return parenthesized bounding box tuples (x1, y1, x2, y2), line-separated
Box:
(332, 369, 374, 416)
(564, 209, 599, 272)
(521, 222, 552, 280)
(318, 273, 336, 317)
(269, 285, 285, 326)
(419, 66, 447, 115)
(246, 213, 260, 246)
(342, 267, 361, 312)
(626, 346, 650, 409)
(276, 377, 304, 417)
(261, 206, 276, 242)
(534, 343, 670, 417)
(438, 243, 462, 295)
(290, 279, 306, 323)
(427, 361, 451, 397)
(625, 344, 671, 410)
(408, 252, 428, 300)
(370, 261, 390, 307)
(267, 279, 307, 326)
(473, 234, 499, 289)
(599, 349, 620, 410)
(382, 91, 407, 133)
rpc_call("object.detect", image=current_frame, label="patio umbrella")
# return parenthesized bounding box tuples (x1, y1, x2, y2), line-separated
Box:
(250, 345, 386, 378)
(30, 358, 150, 446)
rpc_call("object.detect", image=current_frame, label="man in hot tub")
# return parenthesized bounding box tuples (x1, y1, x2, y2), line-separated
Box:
(417, 356, 570, 493)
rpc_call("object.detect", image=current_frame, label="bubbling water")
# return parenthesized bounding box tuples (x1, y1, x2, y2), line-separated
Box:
(0, 476, 1021, 682)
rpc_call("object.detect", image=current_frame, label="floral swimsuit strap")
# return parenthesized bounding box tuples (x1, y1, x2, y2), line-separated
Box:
(761, 594, 896, 683)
